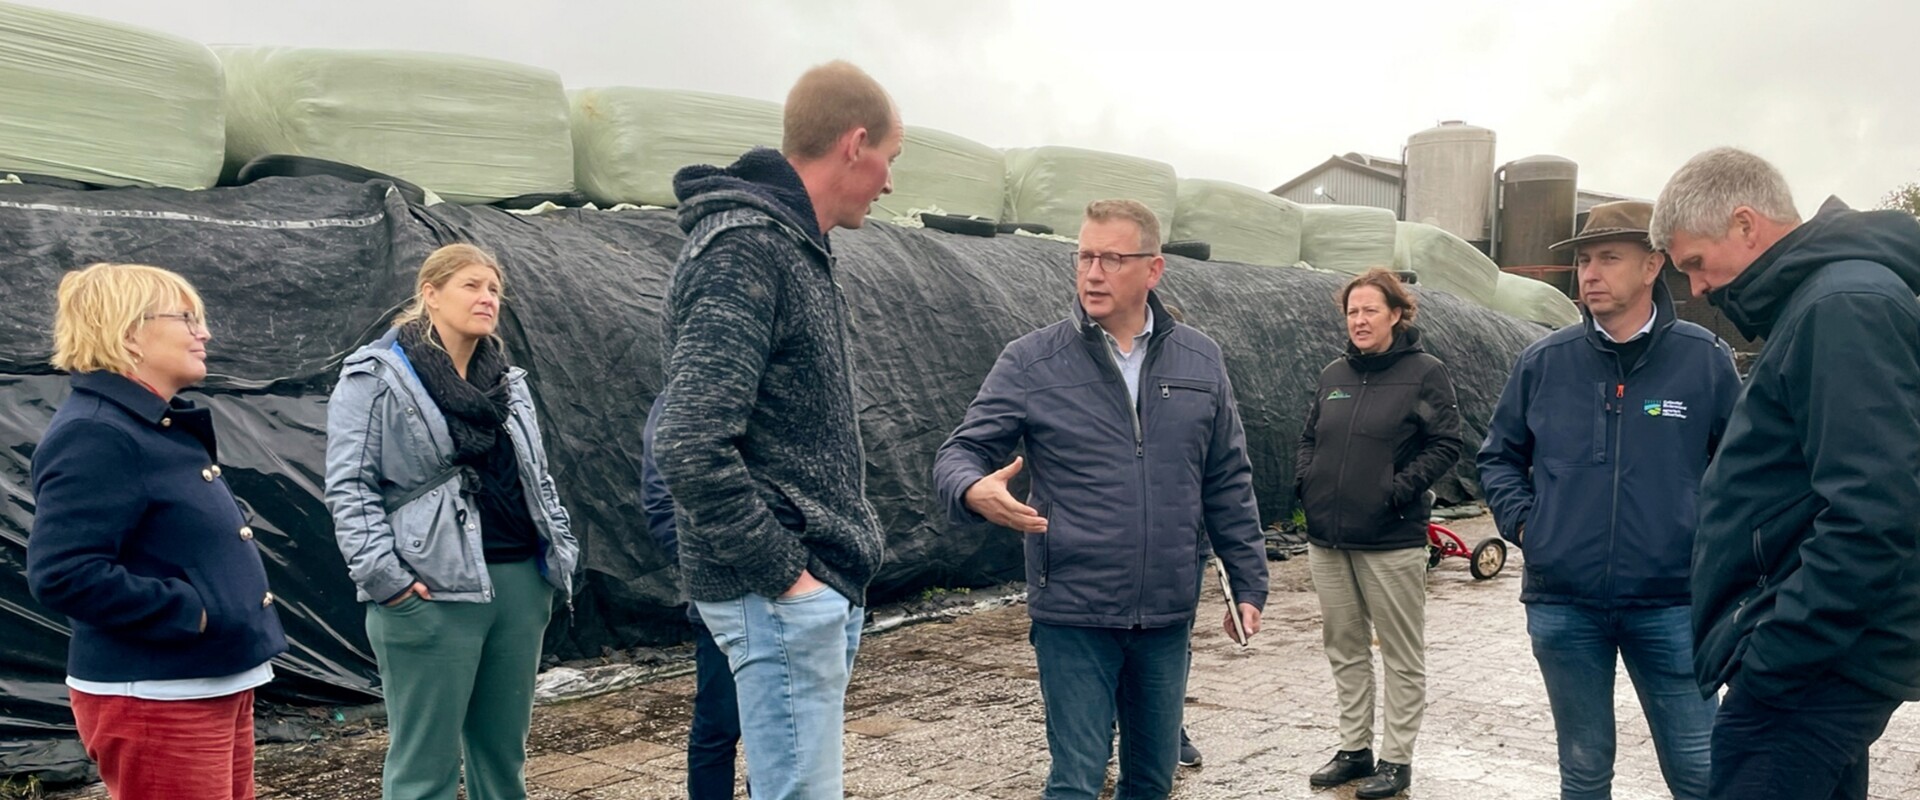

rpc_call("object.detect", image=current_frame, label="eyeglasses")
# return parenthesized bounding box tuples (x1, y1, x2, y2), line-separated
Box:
(144, 311, 207, 332)
(1074, 251, 1155, 274)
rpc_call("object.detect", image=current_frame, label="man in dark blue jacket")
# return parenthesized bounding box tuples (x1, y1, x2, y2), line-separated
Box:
(934, 199, 1269, 800)
(1653, 147, 1920, 800)
(1477, 200, 1741, 800)
(643, 393, 745, 800)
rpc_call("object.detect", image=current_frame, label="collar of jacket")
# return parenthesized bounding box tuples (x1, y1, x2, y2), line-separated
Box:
(70, 370, 219, 457)
(1581, 277, 1678, 354)
(673, 147, 832, 257)
(71, 370, 176, 426)
(1344, 325, 1425, 373)
(1709, 195, 1920, 340)
(1710, 196, 1838, 340)
(346, 327, 526, 399)
(1076, 289, 1178, 346)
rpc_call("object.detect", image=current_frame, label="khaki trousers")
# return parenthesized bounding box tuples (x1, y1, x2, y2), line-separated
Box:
(1309, 543, 1428, 764)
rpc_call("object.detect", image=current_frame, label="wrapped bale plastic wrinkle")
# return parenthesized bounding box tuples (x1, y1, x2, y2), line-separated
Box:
(881, 126, 1004, 220)
(218, 46, 574, 205)
(0, 2, 223, 188)
(1490, 272, 1581, 328)
(1300, 204, 1397, 275)
(1392, 221, 1500, 305)
(1004, 146, 1177, 240)
(1171, 178, 1303, 267)
(571, 87, 782, 208)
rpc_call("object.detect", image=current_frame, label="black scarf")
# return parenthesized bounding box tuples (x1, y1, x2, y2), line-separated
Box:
(398, 318, 510, 463)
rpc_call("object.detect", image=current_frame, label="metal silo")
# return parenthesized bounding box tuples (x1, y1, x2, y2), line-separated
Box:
(1403, 120, 1496, 244)
(1496, 155, 1579, 270)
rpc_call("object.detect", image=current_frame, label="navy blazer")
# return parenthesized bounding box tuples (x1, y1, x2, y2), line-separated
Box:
(26, 372, 287, 683)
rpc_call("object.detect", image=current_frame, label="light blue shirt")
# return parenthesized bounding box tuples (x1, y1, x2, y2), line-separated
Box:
(1102, 309, 1155, 403)
(68, 661, 274, 701)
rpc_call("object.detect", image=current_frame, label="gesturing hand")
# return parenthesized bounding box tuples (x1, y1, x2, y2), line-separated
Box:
(962, 457, 1048, 534)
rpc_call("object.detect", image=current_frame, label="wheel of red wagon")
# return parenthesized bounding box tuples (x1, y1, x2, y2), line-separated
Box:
(1470, 538, 1507, 580)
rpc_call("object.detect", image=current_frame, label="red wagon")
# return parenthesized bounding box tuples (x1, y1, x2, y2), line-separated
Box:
(1427, 519, 1507, 580)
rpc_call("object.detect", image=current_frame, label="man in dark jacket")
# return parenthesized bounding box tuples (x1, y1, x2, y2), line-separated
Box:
(1652, 147, 1920, 800)
(642, 394, 744, 800)
(933, 199, 1269, 800)
(1477, 201, 1741, 800)
(654, 61, 899, 800)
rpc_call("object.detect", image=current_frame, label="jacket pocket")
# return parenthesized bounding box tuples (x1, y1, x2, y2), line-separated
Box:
(185, 562, 266, 639)
(1153, 378, 1216, 457)
(762, 481, 808, 534)
(1750, 492, 1820, 580)
(387, 485, 484, 594)
(1531, 382, 1609, 467)
(1031, 503, 1051, 588)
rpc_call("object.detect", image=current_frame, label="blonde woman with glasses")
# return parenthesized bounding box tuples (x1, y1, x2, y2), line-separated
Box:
(27, 263, 288, 800)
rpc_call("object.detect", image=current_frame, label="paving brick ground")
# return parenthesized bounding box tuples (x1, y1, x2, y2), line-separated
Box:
(49, 513, 1920, 799)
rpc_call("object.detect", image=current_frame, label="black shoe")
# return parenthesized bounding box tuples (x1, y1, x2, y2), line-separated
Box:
(1308, 748, 1374, 788)
(1178, 727, 1203, 768)
(1354, 761, 1411, 799)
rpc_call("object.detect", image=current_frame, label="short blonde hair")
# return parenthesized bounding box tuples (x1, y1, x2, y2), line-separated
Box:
(1084, 199, 1162, 253)
(392, 243, 504, 328)
(783, 60, 897, 161)
(52, 263, 206, 374)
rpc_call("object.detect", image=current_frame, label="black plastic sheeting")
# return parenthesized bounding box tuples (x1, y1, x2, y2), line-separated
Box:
(0, 178, 1547, 775)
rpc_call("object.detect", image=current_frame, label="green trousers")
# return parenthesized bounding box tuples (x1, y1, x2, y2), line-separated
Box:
(366, 559, 555, 800)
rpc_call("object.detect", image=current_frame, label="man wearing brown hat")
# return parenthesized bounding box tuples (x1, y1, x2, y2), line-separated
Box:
(1477, 201, 1742, 800)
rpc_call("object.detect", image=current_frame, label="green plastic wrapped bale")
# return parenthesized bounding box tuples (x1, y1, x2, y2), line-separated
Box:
(1490, 272, 1580, 328)
(0, 2, 223, 188)
(879, 126, 1004, 220)
(1170, 179, 1303, 267)
(1004, 146, 1177, 240)
(1392, 221, 1499, 305)
(219, 46, 573, 205)
(571, 87, 782, 208)
(1299, 204, 1398, 275)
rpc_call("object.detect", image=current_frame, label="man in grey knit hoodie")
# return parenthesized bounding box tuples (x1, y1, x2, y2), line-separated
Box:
(654, 61, 900, 800)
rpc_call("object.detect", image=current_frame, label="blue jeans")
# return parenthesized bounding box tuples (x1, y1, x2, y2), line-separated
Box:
(690, 623, 745, 800)
(1030, 620, 1190, 800)
(1526, 604, 1717, 800)
(696, 587, 863, 800)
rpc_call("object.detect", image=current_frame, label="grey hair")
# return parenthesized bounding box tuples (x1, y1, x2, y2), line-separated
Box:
(1650, 147, 1800, 249)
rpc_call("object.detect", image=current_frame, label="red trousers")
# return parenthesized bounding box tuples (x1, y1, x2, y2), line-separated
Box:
(69, 688, 256, 800)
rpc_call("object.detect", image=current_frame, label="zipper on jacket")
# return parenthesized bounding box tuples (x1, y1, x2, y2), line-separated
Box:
(1738, 518, 1770, 623)
(373, 352, 496, 599)
(1039, 529, 1050, 588)
(1129, 338, 1167, 626)
(1605, 380, 1625, 600)
(1329, 374, 1371, 548)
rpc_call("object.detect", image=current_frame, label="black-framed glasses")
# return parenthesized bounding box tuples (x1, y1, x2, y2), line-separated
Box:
(144, 311, 207, 332)
(1074, 251, 1155, 274)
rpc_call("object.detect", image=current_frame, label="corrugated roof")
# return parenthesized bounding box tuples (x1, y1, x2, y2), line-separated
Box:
(1270, 154, 1403, 197)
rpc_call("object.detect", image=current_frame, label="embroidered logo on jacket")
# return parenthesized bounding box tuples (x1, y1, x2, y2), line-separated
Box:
(1327, 389, 1352, 401)
(1643, 399, 1689, 419)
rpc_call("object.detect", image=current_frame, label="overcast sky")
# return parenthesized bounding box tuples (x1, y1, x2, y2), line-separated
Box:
(21, 0, 1919, 215)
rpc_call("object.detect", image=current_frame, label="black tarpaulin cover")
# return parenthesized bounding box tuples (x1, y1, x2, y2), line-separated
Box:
(0, 178, 1544, 775)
